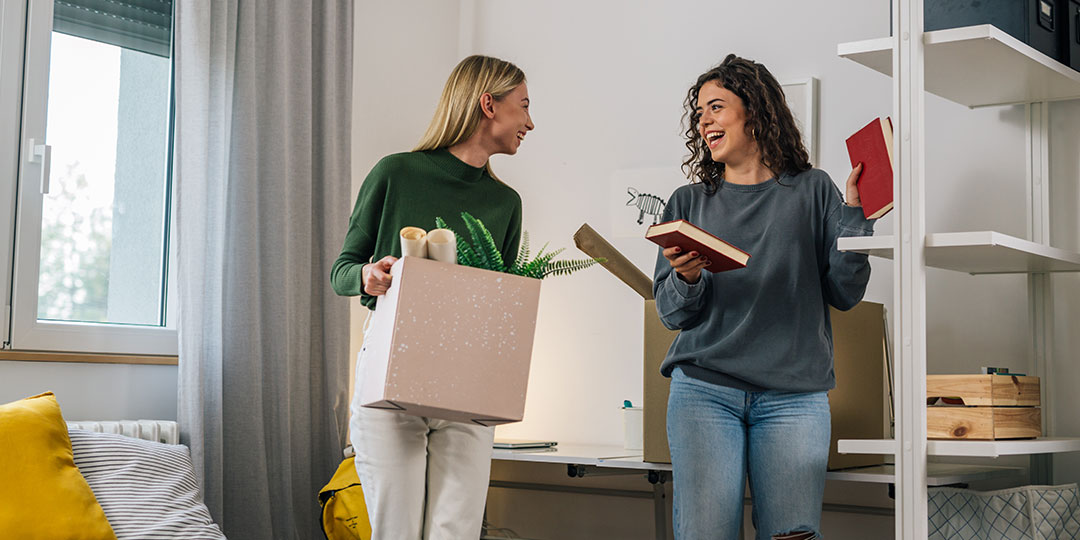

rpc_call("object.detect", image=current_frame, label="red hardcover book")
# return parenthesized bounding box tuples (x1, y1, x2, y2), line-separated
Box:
(845, 117, 895, 220)
(645, 220, 750, 272)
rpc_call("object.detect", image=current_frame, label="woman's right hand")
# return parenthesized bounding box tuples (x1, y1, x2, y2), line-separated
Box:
(362, 256, 398, 296)
(663, 247, 709, 284)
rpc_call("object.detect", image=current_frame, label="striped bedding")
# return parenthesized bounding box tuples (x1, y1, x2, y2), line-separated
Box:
(69, 428, 226, 540)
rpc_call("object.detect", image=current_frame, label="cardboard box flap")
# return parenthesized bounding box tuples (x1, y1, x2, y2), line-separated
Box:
(573, 223, 654, 300)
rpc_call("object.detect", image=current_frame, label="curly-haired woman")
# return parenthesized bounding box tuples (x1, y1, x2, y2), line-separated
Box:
(653, 54, 875, 540)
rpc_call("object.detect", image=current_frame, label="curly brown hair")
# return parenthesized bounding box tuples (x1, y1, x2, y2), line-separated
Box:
(682, 54, 811, 193)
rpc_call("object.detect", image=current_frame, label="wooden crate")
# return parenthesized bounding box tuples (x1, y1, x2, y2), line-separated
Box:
(927, 406, 1041, 440)
(926, 375, 1040, 407)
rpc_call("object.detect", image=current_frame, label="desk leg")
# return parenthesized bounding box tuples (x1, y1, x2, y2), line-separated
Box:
(648, 471, 670, 540)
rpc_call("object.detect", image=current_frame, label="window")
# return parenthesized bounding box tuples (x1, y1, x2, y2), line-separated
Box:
(1, 0, 176, 355)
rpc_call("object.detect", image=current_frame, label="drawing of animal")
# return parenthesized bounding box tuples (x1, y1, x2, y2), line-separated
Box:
(626, 187, 666, 225)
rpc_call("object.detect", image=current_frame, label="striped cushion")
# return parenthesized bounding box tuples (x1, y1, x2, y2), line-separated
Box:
(69, 429, 226, 540)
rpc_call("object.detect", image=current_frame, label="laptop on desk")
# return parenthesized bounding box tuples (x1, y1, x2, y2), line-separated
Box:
(493, 438, 558, 450)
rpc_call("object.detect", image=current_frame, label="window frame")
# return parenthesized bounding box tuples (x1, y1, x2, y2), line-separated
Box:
(3, 0, 177, 356)
(0, 0, 27, 346)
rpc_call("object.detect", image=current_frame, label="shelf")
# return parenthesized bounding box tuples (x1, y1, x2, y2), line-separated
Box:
(826, 463, 1023, 486)
(837, 231, 1080, 274)
(837, 25, 1080, 108)
(839, 437, 1080, 458)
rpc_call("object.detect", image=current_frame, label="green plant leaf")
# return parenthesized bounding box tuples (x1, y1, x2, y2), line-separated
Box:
(461, 212, 505, 272)
(436, 214, 603, 280)
(509, 231, 529, 275)
(520, 246, 563, 279)
(542, 257, 606, 277)
(435, 216, 479, 267)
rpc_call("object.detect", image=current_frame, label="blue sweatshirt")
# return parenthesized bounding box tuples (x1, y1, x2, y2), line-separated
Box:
(652, 168, 875, 393)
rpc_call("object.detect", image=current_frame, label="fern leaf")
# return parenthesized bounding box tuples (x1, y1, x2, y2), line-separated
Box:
(514, 241, 549, 276)
(542, 258, 605, 278)
(435, 216, 479, 267)
(462, 212, 505, 272)
(519, 247, 563, 278)
(480, 223, 506, 272)
(430, 218, 603, 280)
(509, 231, 530, 274)
(460, 212, 495, 271)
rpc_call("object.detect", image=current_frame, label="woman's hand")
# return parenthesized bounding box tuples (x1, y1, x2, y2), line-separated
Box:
(663, 246, 709, 284)
(844, 163, 863, 207)
(362, 256, 398, 296)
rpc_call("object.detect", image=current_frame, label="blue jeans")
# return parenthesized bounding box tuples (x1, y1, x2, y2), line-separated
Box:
(667, 366, 831, 540)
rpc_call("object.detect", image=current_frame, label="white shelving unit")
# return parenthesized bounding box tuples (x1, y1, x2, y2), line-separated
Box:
(838, 25, 1080, 108)
(839, 438, 1080, 458)
(827, 463, 1023, 485)
(839, 231, 1080, 274)
(836, 5, 1080, 538)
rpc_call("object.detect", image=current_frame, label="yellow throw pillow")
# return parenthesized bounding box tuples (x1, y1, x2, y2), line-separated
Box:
(0, 392, 117, 540)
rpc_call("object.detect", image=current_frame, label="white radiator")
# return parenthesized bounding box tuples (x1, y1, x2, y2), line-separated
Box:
(67, 420, 180, 445)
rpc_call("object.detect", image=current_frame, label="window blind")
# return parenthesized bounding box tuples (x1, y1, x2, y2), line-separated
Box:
(53, 0, 172, 58)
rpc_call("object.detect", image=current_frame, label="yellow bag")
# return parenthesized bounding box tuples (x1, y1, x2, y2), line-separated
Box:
(319, 456, 372, 540)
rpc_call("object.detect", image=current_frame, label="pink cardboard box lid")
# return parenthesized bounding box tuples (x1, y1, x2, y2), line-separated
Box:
(359, 256, 542, 426)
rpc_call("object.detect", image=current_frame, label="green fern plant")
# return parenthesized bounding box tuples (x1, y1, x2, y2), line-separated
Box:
(435, 212, 604, 279)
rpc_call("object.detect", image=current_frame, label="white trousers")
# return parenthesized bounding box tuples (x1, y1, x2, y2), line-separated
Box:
(350, 314, 495, 540)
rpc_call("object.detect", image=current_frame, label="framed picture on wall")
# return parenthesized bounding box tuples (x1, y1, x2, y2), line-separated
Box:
(781, 77, 819, 165)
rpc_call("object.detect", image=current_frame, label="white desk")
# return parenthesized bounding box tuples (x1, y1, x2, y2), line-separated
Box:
(491, 446, 1024, 540)
(493, 444, 640, 466)
(491, 445, 672, 540)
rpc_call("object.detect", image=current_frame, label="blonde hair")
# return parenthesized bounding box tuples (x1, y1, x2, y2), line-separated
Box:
(414, 55, 526, 176)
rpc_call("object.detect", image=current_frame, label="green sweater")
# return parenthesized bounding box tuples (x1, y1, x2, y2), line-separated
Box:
(331, 148, 523, 309)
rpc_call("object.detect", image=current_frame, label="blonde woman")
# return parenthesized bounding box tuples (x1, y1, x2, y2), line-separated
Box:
(330, 55, 533, 539)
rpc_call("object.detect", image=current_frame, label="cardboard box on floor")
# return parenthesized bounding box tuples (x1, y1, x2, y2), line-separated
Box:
(827, 301, 889, 470)
(575, 224, 888, 467)
(358, 256, 542, 426)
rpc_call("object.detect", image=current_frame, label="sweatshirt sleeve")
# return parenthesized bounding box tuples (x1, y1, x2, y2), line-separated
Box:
(821, 182, 875, 310)
(652, 190, 710, 330)
(330, 161, 389, 297)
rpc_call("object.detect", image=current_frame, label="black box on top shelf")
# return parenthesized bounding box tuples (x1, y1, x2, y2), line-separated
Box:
(892, 0, 1064, 63)
(1065, 0, 1080, 71)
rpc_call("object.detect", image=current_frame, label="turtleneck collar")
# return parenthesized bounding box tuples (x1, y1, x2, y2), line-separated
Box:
(426, 148, 487, 183)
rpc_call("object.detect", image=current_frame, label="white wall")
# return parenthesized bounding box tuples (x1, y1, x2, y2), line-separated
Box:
(0, 361, 176, 420)
(350, 1, 1080, 538)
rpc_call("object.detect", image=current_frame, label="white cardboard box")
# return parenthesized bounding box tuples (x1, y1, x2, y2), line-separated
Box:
(358, 256, 542, 426)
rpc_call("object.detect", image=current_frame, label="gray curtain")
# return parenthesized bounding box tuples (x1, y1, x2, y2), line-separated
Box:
(173, 2, 353, 539)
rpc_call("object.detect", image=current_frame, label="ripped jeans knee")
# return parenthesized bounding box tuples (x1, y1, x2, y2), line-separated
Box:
(771, 528, 821, 540)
